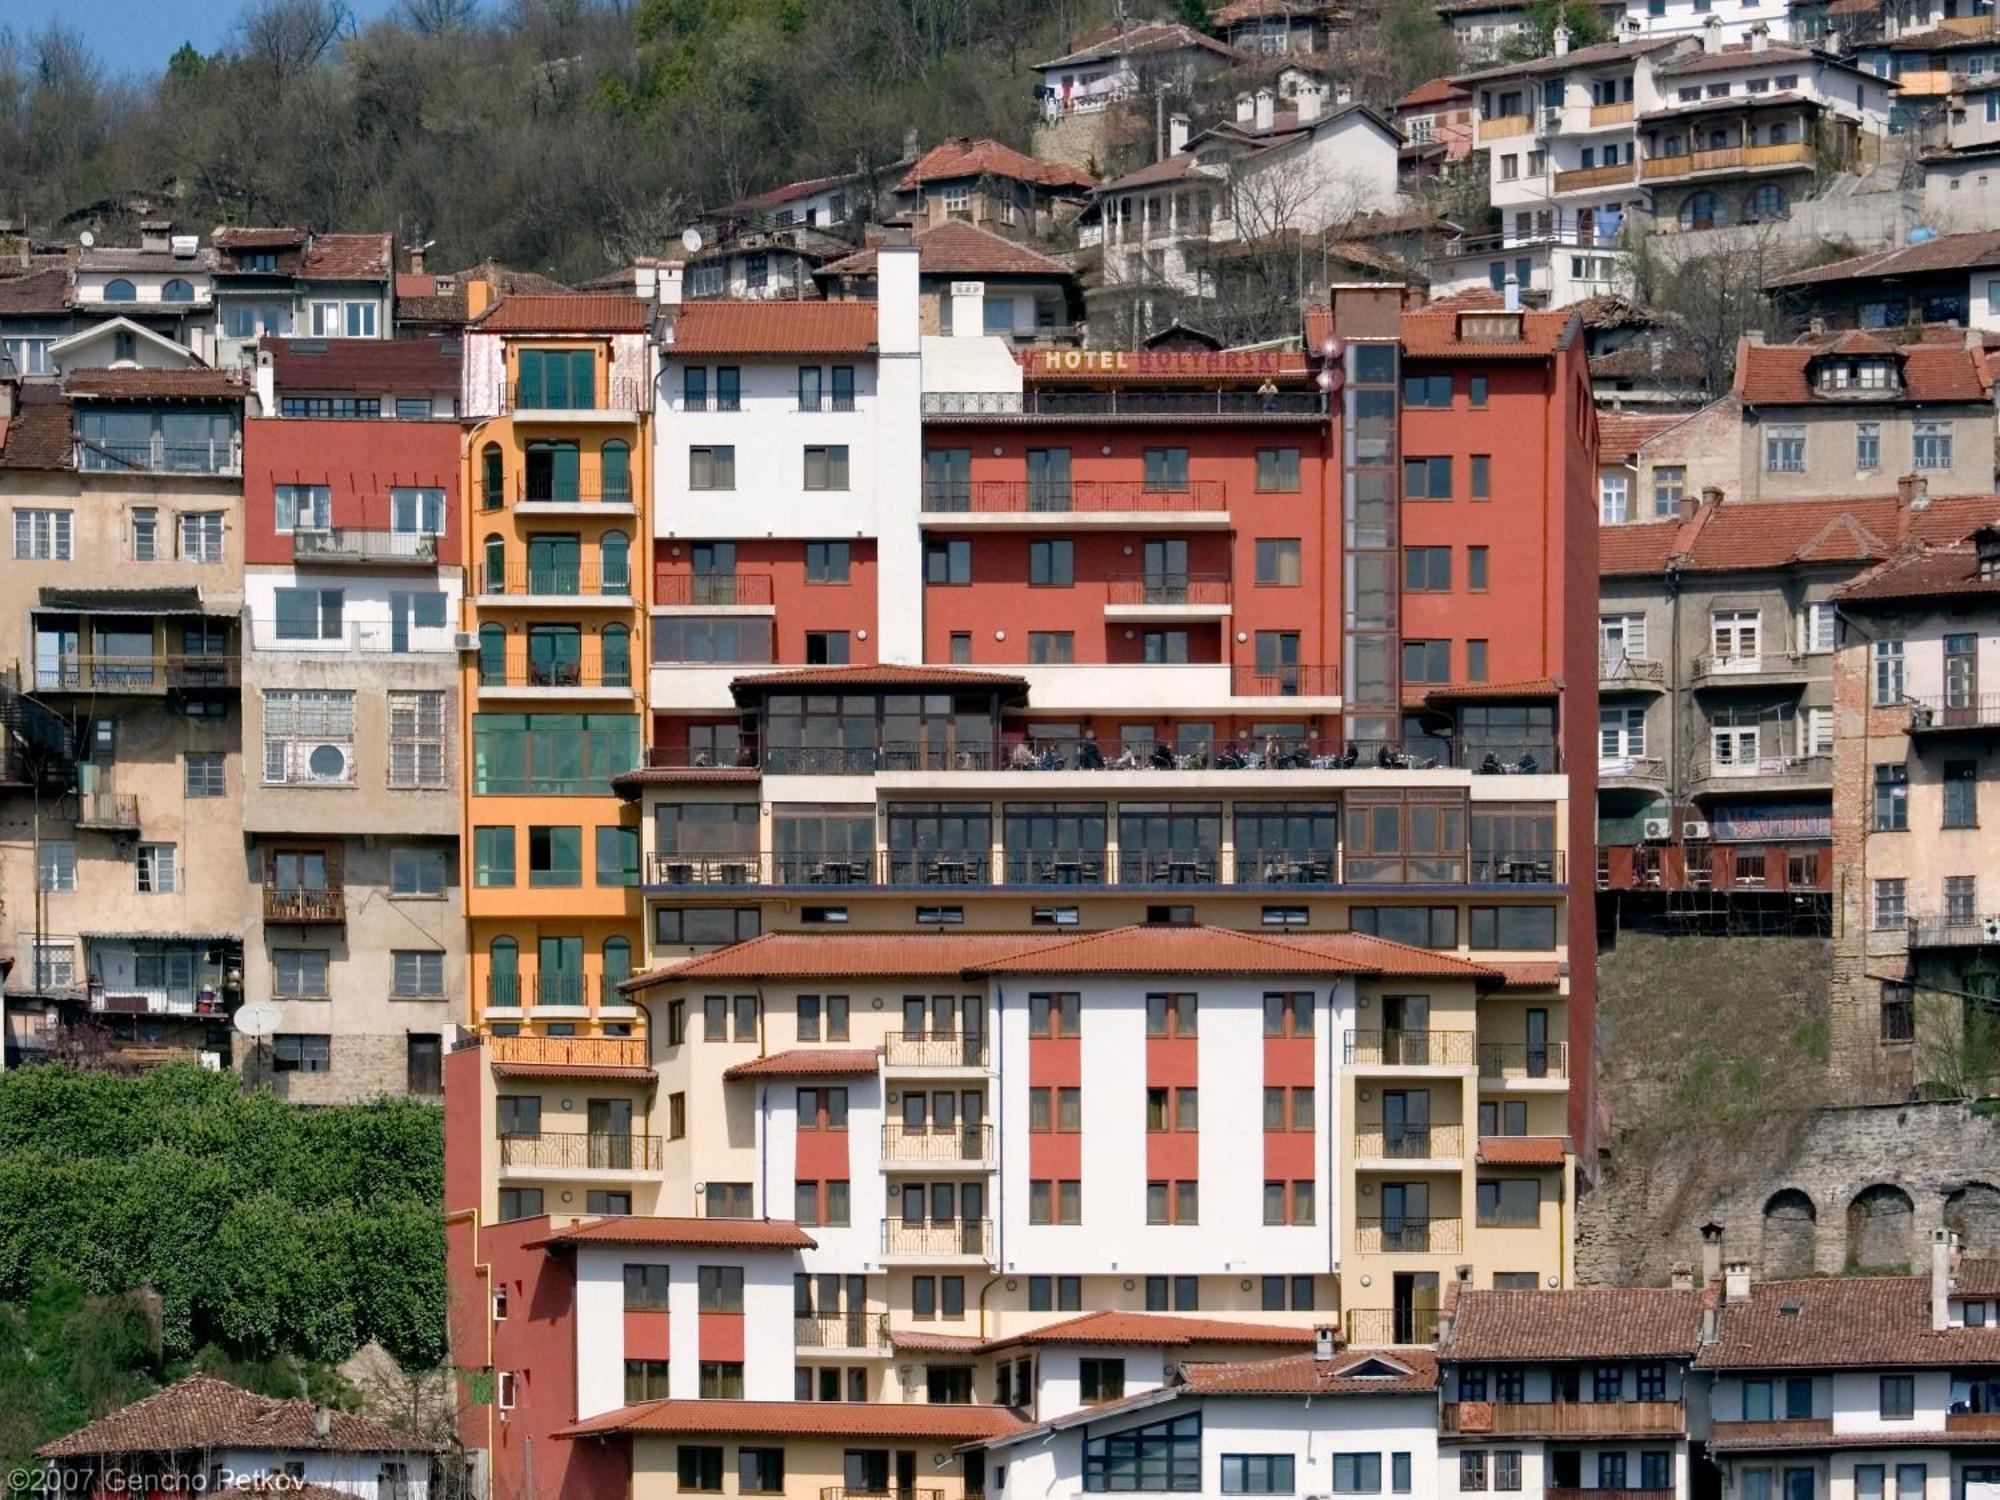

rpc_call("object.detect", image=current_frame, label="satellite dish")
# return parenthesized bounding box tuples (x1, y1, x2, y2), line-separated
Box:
(233, 1001, 282, 1039)
(79, 230, 95, 248)
(681, 227, 703, 254)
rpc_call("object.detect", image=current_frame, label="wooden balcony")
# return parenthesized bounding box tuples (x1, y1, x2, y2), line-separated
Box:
(263, 884, 345, 924)
(483, 1034, 650, 1069)
(1443, 1399, 1686, 1437)
(1641, 141, 1810, 180)
(1947, 1411, 2000, 1434)
(1482, 113, 1532, 138)
(1554, 162, 1637, 192)
(1589, 101, 1636, 125)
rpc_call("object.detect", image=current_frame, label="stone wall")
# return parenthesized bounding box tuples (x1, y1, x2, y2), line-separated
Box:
(242, 1029, 433, 1104)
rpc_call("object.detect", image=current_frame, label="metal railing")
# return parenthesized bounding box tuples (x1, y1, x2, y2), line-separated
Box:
(1690, 753, 1830, 787)
(1344, 1030, 1478, 1067)
(1598, 755, 1665, 782)
(1343, 1306, 1440, 1345)
(88, 983, 223, 1017)
(879, 1217, 992, 1257)
(653, 572, 776, 606)
(1354, 1124, 1466, 1160)
(920, 479, 1229, 514)
(263, 884, 344, 924)
(821, 1489, 943, 1500)
(507, 482, 634, 507)
(1599, 654, 1665, 685)
(796, 393, 858, 412)
(1692, 650, 1810, 679)
(1479, 1041, 1568, 1079)
(504, 376, 653, 412)
(1908, 913, 2000, 949)
(642, 745, 762, 771)
(1469, 850, 1564, 883)
(1909, 694, 2000, 731)
(1105, 574, 1232, 607)
(882, 1123, 993, 1163)
(78, 438, 242, 475)
(479, 563, 630, 597)
(479, 660, 633, 690)
(922, 390, 1326, 419)
(1354, 1216, 1462, 1253)
(34, 656, 239, 693)
(534, 973, 588, 1008)
(883, 1032, 989, 1069)
(498, 1131, 662, 1171)
(650, 851, 765, 886)
(482, 1034, 650, 1068)
(1232, 664, 1340, 698)
(795, 1312, 891, 1350)
(292, 529, 439, 565)
(76, 791, 140, 829)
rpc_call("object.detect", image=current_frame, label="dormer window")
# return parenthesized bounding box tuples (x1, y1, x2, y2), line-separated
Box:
(241, 252, 278, 273)
(1816, 357, 1898, 393)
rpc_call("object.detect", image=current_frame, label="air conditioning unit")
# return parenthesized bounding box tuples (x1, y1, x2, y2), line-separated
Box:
(1541, 107, 1562, 129)
(1641, 817, 1672, 842)
(453, 631, 481, 652)
(1683, 819, 1712, 841)
(1983, 917, 2000, 943)
(304, 743, 352, 782)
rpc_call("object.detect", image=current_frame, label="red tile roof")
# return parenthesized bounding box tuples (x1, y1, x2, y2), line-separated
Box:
(728, 662, 1026, 692)
(1490, 961, 1565, 988)
(1655, 40, 1816, 75)
(1444, 1288, 1705, 1361)
(1400, 308, 1577, 359)
(1955, 1258, 2000, 1296)
(263, 334, 461, 393)
(1734, 339, 1989, 405)
(477, 293, 651, 333)
(0, 386, 74, 471)
(1767, 228, 2000, 289)
(723, 1048, 879, 1080)
(558, 1398, 1024, 1441)
(1598, 518, 1685, 577)
(1183, 1347, 1440, 1395)
(670, 300, 877, 356)
(1697, 1276, 2000, 1368)
(821, 220, 1073, 279)
(994, 1310, 1319, 1350)
(1836, 539, 2000, 605)
(301, 231, 394, 280)
(900, 139, 1096, 193)
(1099, 152, 1211, 193)
(37, 1374, 430, 1458)
(1476, 1135, 1570, 1166)
(1598, 409, 1687, 459)
(65, 369, 245, 399)
(0, 264, 71, 315)
(212, 226, 305, 249)
(1396, 76, 1473, 109)
(631, 933, 1045, 986)
(524, 1216, 816, 1251)
(719, 170, 862, 216)
(1423, 677, 1560, 702)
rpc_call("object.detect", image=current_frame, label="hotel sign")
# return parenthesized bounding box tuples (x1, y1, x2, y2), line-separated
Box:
(1027, 349, 1297, 376)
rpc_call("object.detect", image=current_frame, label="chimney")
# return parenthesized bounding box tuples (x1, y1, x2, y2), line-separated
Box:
(1255, 88, 1276, 133)
(465, 277, 494, 321)
(1236, 92, 1256, 124)
(1700, 1222, 1725, 1286)
(0, 376, 16, 423)
(139, 219, 172, 254)
(253, 346, 277, 417)
(408, 242, 427, 276)
(903, 125, 920, 160)
(1700, 486, 1724, 510)
(1744, 329, 1766, 346)
(1314, 1324, 1338, 1361)
(1554, 21, 1572, 54)
(1504, 273, 1521, 312)
(1724, 1261, 1752, 1304)
(950, 280, 986, 339)
(1680, 494, 1699, 522)
(312, 1406, 332, 1439)
(633, 258, 659, 303)
(1297, 84, 1325, 124)
(877, 244, 920, 358)
(1933, 1228, 1957, 1331)
(659, 260, 684, 309)
(1751, 20, 1771, 50)
(1670, 1264, 1695, 1292)
(1169, 112, 1191, 155)
(1702, 14, 1723, 50)
(1898, 473, 1929, 509)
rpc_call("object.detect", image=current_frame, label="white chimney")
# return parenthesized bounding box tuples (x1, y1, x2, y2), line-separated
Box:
(140, 219, 172, 254)
(877, 244, 920, 357)
(950, 280, 986, 339)
(1314, 1324, 1338, 1360)
(633, 259, 659, 303)
(1169, 112, 1191, 154)
(1553, 21, 1572, 53)
(1255, 88, 1275, 132)
(1724, 1261, 1752, 1304)
(1750, 20, 1770, 50)
(1236, 92, 1256, 124)
(253, 347, 276, 416)
(1700, 1223, 1725, 1286)
(659, 260, 685, 308)
(1670, 1264, 1694, 1292)
(1702, 15, 1723, 51)
(1932, 1228, 1957, 1332)
(1503, 273, 1521, 312)
(1297, 84, 1325, 123)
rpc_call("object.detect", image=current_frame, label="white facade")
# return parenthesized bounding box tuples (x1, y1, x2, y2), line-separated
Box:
(212, 1448, 431, 1499)
(243, 572, 464, 657)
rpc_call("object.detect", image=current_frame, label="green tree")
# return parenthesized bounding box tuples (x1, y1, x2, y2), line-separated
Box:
(1503, 0, 1611, 59)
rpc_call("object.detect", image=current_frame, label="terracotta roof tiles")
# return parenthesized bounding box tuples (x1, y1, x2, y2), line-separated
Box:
(0, 387, 74, 471)
(1768, 229, 2000, 288)
(1476, 1135, 1570, 1166)
(1836, 540, 2000, 605)
(723, 1048, 880, 1080)
(1400, 308, 1577, 359)
(0, 264, 70, 315)
(1034, 24, 1237, 72)
(1183, 1347, 1440, 1395)
(524, 1216, 816, 1252)
(300, 231, 393, 280)
(899, 139, 1096, 193)
(670, 300, 877, 356)
(1444, 1288, 1705, 1362)
(263, 334, 461, 393)
(65, 369, 245, 399)
(1697, 1276, 2000, 1368)
(629, 933, 1045, 986)
(821, 221, 1072, 279)
(476, 293, 651, 333)
(37, 1374, 430, 1459)
(1598, 409, 1687, 459)
(212, 226, 306, 250)
(1396, 76, 1473, 109)
(993, 1310, 1319, 1350)
(1956, 1259, 2000, 1296)
(558, 1398, 1024, 1441)
(1734, 339, 1988, 405)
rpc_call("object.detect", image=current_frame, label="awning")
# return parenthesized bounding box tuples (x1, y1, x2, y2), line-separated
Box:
(38, 586, 214, 615)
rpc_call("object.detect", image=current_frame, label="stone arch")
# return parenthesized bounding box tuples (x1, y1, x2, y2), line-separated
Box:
(1945, 1182, 2000, 1255)
(1761, 1189, 1818, 1278)
(1847, 1183, 1916, 1271)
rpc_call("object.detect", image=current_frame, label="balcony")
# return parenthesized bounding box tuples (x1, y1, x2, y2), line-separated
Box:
(1104, 574, 1232, 617)
(1553, 162, 1638, 193)
(502, 376, 652, 416)
(263, 883, 345, 924)
(1480, 113, 1532, 138)
(1479, 1041, 1568, 1081)
(498, 1131, 662, 1172)
(1354, 1124, 1466, 1162)
(881, 1123, 994, 1166)
(1342, 1306, 1440, 1345)
(920, 479, 1230, 516)
(477, 661, 634, 697)
(482, 1033, 651, 1069)
(652, 573, 776, 609)
(88, 983, 227, 1017)
(1690, 754, 1830, 792)
(1469, 850, 1563, 884)
(477, 563, 631, 602)
(1947, 1412, 2000, 1435)
(879, 1216, 992, 1259)
(1908, 913, 2000, 949)
(649, 851, 766, 887)
(921, 390, 1326, 421)
(795, 1312, 892, 1351)
(822, 1490, 943, 1500)
(883, 1032, 990, 1070)
(1691, 650, 1815, 685)
(501, 481, 637, 513)
(1598, 756, 1666, 788)
(291, 528, 439, 566)
(77, 438, 241, 476)
(1599, 654, 1665, 689)
(1442, 1400, 1686, 1437)
(34, 656, 238, 694)
(76, 791, 140, 830)
(1909, 694, 2000, 734)
(1344, 1030, 1478, 1068)
(1641, 140, 1811, 181)
(1354, 1216, 1462, 1254)
(1588, 101, 1636, 126)
(1232, 664, 1339, 700)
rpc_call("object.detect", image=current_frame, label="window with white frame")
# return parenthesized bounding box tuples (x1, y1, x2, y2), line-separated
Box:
(390, 487, 444, 536)
(136, 843, 177, 893)
(387, 691, 447, 789)
(1765, 426, 1805, 472)
(1873, 638, 1905, 705)
(1856, 422, 1880, 470)
(1711, 610, 1760, 666)
(4, 336, 53, 375)
(1801, 602, 1836, 653)
(1599, 470, 1631, 524)
(263, 689, 356, 784)
(1600, 612, 1647, 674)
(33, 938, 74, 988)
(309, 300, 378, 338)
(1600, 705, 1647, 761)
(37, 840, 77, 892)
(132, 507, 159, 561)
(180, 511, 224, 562)
(1914, 420, 1953, 470)
(1801, 707, 1833, 756)
(1873, 876, 1906, 929)
(392, 950, 446, 998)
(943, 184, 971, 213)
(274, 484, 332, 533)
(15, 508, 71, 560)
(1712, 723, 1760, 775)
(1653, 466, 1686, 517)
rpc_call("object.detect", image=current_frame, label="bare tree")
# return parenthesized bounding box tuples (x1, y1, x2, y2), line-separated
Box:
(237, 0, 352, 84)
(398, 0, 481, 34)
(1624, 220, 1790, 400)
(1185, 158, 1383, 343)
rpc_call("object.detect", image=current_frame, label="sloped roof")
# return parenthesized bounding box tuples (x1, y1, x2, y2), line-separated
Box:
(722, 1049, 880, 1080)
(1476, 1134, 1571, 1166)
(1954, 1259, 2000, 1295)
(718, 169, 862, 216)
(1768, 229, 2000, 289)
(1696, 1276, 2000, 1368)
(524, 1216, 816, 1251)
(821, 221, 1073, 279)
(0, 385, 74, 470)
(899, 139, 1096, 193)
(263, 335, 461, 393)
(1656, 41, 1819, 76)
(991, 1309, 1319, 1350)
(1396, 76, 1473, 109)
(669, 300, 877, 356)
(1098, 151, 1213, 193)
(1183, 1347, 1440, 1395)
(0, 264, 71, 314)
(37, 1374, 429, 1459)
(1400, 308, 1577, 359)
(1455, 35, 1684, 84)
(559, 1398, 1024, 1441)
(1600, 517, 1689, 577)
(1597, 409, 1687, 459)
(629, 933, 1057, 985)
(65, 368, 245, 399)
(475, 293, 651, 333)
(1213, 0, 1342, 23)
(490, 1061, 655, 1082)
(212, 226, 306, 250)
(300, 231, 394, 280)
(1835, 539, 2000, 605)
(1444, 1288, 1705, 1362)
(1035, 23, 1237, 71)
(1734, 338, 1988, 404)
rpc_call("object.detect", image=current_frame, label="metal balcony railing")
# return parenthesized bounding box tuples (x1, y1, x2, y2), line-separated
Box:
(920, 479, 1229, 514)
(498, 1132, 662, 1171)
(820, 1489, 943, 1500)
(650, 851, 765, 886)
(504, 376, 653, 412)
(34, 656, 239, 694)
(1354, 1216, 1462, 1253)
(1599, 654, 1665, 685)
(78, 438, 242, 475)
(1478, 1041, 1568, 1080)
(642, 745, 763, 771)
(1692, 649, 1811, 680)
(879, 1217, 992, 1257)
(291, 528, 439, 565)
(1909, 694, 2000, 731)
(1104, 574, 1232, 607)
(76, 791, 140, 830)
(653, 572, 776, 606)
(1908, 913, 2000, 949)
(883, 1032, 989, 1069)
(881, 1123, 993, 1163)
(479, 563, 630, 597)
(1354, 1124, 1466, 1160)
(1231, 664, 1339, 698)
(263, 884, 345, 924)
(794, 1311, 891, 1349)
(1344, 1030, 1478, 1067)
(1690, 753, 1830, 787)
(1470, 850, 1564, 884)
(479, 660, 633, 690)
(796, 393, 858, 412)
(507, 482, 634, 507)
(1342, 1306, 1441, 1344)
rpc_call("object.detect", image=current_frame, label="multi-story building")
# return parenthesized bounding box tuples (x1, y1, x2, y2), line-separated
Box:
(457, 280, 657, 1047)
(1213, 0, 1346, 56)
(1032, 23, 1241, 119)
(816, 223, 1085, 346)
(209, 226, 395, 367)
(891, 140, 1095, 241)
(1828, 515, 2000, 1091)
(1766, 229, 2000, 331)
(237, 335, 466, 1100)
(72, 222, 219, 363)
(442, 271, 1600, 1497)
(1398, 78, 1480, 184)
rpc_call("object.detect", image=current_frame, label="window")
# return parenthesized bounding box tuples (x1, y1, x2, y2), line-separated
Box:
(805, 540, 850, 583)
(1332, 1454, 1382, 1494)
(1029, 631, 1073, 664)
(1222, 1455, 1295, 1494)
(1404, 373, 1452, 408)
(1405, 546, 1451, 591)
(387, 691, 447, 789)
(131, 507, 159, 561)
(704, 1181, 754, 1219)
(1494, 1452, 1522, 1492)
(1874, 764, 1908, 831)
(1143, 448, 1190, 491)
(497, 1188, 543, 1221)
(1765, 426, 1806, 472)
(1081, 1358, 1126, 1403)
(596, 825, 640, 886)
(1945, 762, 1979, 829)
(473, 827, 515, 887)
(274, 587, 345, 643)
(1461, 1453, 1488, 1491)
(1875, 639, 1905, 705)
(678, 1446, 725, 1493)
(1600, 471, 1630, 524)
(1471, 455, 1490, 500)
(1857, 422, 1881, 470)
(1874, 878, 1907, 929)
(1914, 421, 1953, 470)
(804, 445, 850, 490)
(184, 753, 225, 798)
(622, 1359, 669, 1401)
(263, 690, 356, 785)
(528, 825, 583, 886)
(392, 951, 445, 999)
(698, 1265, 745, 1312)
(1254, 538, 1302, 586)
(272, 948, 329, 999)
(273, 1034, 330, 1073)
(1468, 547, 1489, 591)
(1030, 538, 1074, 587)
(14, 508, 71, 560)
(1404, 456, 1452, 498)
(1476, 1178, 1541, 1226)
(1651, 465, 1686, 517)
(1257, 448, 1301, 491)
(129, 841, 176, 894)
(274, 484, 332, 534)
(1402, 639, 1451, 683)
(1083, 1412, 1201, 1493)
(689, 446, 735, 489)
(1881, 1375, 1915, 1419)
(1897, 1466, 1927, 1500)
(1029, 1275, 1083, 1311)
(926, 538, 973, 585)
(739, 1449, 785, 1495)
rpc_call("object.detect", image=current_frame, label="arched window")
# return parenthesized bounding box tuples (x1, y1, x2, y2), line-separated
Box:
(488, 936, 519, 1007)
(602, 623, 631, 688)
(1680, 191, 1725, 231)
(483, 535, 507, 594)
(103, 278, 136, 302)
(600, 530, 630, 595)
(602, 936, 632, 990)
(601, 440, 630, 504)
(478, 622, 507, 686)
(481, 443, 505, 511)
(162, 279, 194, 303)
(1745, 183, 1790, 223)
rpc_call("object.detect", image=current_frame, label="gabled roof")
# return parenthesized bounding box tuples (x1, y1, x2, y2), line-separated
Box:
(1733, 337, 1989, 404)
(988, 1310, 1319, 1350)
(50, 315, 203, 368)
(1597, 408, 1689, 459)
(1183, 1346, 1440, 1395)
(559, 1398, 1023, 1441)
(1400, 307, 1578, 359)
(0, 385, 74, 470)
(1767, 229, 2000, 289)
(1396, 76, 1473, 109)
(1697, 1276, 2000, 1368)
(1454, 35, 1685, 84)
(263, 334, 462, 394)
(898, 139, 1096, 193)
(475, 293, 651, 334)
(722, 1048, 880, 1080)
(1835, 537, 2000, 605)
(1655, 41, 1820, 76)
(1034, 22, 1237, 71)
(64, 368, 245, 399)
(300, 231, 394, 281)
(819, 220, 1073, 280)
(669, 300, 878, 356)
(523, 1215, 817, 1251)
(1098, 151, 1214, 194)
(0, 263, 71, 315)
(1443, 1288, 1705, 1362)
(37, 1374, 430, 1459)
(716, 169, 864, 217)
